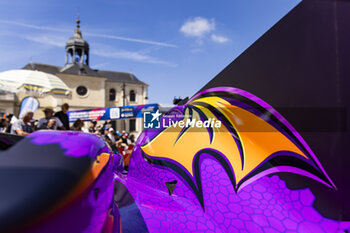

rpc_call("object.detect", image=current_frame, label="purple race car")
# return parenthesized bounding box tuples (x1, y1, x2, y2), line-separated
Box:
(1, 0, 350, 232)
(0, 131, 123, 233)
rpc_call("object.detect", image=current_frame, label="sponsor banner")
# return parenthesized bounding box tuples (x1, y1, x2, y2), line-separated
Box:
(67, 103, 158, 122)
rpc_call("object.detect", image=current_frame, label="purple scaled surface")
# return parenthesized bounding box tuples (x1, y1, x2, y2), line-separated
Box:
(116, 87, 350, 232)
(119, 143, 350, 232)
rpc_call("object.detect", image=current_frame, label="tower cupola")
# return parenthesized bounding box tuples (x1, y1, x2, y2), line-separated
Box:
(65, 18, 89, 66)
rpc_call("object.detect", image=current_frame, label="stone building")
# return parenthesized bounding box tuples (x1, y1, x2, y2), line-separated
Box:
(3, 19, 148, 135)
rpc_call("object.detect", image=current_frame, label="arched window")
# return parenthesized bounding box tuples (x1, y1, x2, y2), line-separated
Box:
(75, 49, 82, 63)
(67, 48, 73, 63)
(109, 88, 116, 101)
(84, 53, 89, 65)
(129, 90, 136, 102)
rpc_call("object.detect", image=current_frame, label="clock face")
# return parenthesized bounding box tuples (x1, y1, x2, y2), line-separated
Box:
(76, 86, 88, 96)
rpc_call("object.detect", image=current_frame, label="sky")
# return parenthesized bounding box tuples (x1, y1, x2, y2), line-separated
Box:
(0, 0, 301, 105)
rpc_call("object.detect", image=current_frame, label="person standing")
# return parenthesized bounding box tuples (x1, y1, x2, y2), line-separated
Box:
(54, 103, 70, 130)
(88, 120, 97, 133)
(11, 111, 34, 136)
(37, 108, 63, 130)
(0, 118, 8, 133)
(5, 113, 13, 133)
(107, 128, 116, 143)
(39, 118, 56, 130)
(71, 119, 84, 131)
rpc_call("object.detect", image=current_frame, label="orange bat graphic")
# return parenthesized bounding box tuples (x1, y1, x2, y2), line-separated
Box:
(141, 88, 336, 208)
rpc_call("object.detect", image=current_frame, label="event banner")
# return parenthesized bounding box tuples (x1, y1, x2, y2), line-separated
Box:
(19, 96, 39, 118)
(67, 103, 158, 122)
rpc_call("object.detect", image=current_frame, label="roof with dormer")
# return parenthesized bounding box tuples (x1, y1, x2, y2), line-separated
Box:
(21, 18, 147, 86)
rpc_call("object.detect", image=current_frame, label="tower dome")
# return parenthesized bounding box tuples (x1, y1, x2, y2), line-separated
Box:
(65, 18, 89, 66)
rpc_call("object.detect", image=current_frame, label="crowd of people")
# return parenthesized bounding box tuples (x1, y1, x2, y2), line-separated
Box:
(87, 119, 135, 152)
(0, 103, 136, 155)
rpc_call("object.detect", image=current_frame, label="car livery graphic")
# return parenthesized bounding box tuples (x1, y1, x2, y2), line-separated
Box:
(117, 0, 350, 232)
(121, 88, 350, 232)
(1, 0, 350, 232)
(140, 87, 336, 209)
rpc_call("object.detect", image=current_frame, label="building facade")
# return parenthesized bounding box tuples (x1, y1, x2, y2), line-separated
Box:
(3, 19, 148, 135)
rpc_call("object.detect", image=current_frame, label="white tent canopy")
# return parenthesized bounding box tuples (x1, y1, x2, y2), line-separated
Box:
(0, 70, 71, 97)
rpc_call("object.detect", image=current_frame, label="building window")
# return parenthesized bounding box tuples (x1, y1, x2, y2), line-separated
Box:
(129, 119, 136, 132)
(109, 88, 116, 101)
(130, 90, 136, 102)
(75, 50, 82, 63)
(67, 48, 73, 63)
(76, 85, 88, 96)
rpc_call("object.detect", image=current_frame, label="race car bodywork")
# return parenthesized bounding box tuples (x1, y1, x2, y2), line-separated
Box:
(118, 87, 350, 232)
(116, 0, 350, 232)
(1, 0, 350, 232)
(0, 131, 122, 233)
